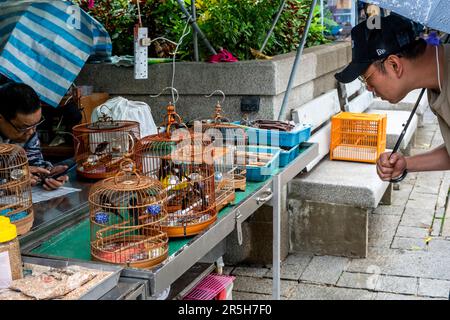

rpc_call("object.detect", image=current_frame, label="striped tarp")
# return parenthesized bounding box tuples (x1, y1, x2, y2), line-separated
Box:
(0, 0, 112, 107)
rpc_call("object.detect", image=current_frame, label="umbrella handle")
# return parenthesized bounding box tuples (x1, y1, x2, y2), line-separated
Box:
(389, 88, 426, 159)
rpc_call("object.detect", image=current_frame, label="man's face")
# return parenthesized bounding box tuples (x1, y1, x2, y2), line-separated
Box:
(361, 57, 409, 104)
(0, 109, 42, 143)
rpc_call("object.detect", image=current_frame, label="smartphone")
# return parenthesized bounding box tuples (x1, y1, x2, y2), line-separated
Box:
(39, 162, 77, 185)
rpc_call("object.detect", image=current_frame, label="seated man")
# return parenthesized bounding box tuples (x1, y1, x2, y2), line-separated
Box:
(0, 82, 69, 190)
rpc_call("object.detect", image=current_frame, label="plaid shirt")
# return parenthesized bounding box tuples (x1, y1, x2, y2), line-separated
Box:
(0, 132, 53, 169)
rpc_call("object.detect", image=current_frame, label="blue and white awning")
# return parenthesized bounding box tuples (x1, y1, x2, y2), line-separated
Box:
(0, 0, 112, 107)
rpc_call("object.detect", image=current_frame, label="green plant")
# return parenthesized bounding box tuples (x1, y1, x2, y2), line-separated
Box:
(266, 0, 328, 55)
(194, 0, 278, 61)
(75, 0, 330, 60)
(74, 0, 137, 56)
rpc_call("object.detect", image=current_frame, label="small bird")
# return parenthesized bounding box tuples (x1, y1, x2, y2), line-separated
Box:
(99, 194, 123, 221)
(128, 196, 140, 226)
(95, 141, 109, 155)
(192, 181, 207, 210)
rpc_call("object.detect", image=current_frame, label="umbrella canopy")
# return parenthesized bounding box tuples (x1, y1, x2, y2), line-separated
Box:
(0, 0, 111, 107)
(362, 0, 450, 33)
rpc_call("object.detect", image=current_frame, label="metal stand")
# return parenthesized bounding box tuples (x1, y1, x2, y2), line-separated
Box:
(269, 142, 318, 299)
(278, 0, 318, 120)
(20, 144, 318, 300)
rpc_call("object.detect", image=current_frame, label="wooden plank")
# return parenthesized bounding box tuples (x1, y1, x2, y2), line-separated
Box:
(305, 122, 331, 172)
(292, 89, 341, 131)
(346, 90, 374, 113)
(343, 79, 363, 98)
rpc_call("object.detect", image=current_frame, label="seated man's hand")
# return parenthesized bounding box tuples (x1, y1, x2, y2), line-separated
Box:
(376, 152, 407, 181)
(41, 165, 69, 191)
(29, 166, 51, 186)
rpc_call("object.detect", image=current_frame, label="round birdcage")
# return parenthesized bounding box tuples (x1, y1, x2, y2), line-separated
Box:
(73, 109, 141, 180)
(133, 98, 218, 237)
(0, 143, 34, 235)
(89, 159, 169, 268)
(190, 90, 248, 194)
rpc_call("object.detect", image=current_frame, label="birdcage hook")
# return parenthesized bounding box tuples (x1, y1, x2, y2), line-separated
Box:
(97, 104, 114, 122)
(205, 90, 225, 105)
(114, 159, 141, 185)
(150, 87, 179, 105)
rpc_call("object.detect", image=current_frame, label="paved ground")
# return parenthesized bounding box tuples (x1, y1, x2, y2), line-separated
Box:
(226, 107, 450, 300)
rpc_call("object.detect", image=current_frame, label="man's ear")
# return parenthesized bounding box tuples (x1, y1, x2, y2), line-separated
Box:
(388, 55, 403, 78)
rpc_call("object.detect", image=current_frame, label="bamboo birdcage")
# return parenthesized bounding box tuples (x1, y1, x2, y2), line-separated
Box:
(193, 90, 247, 195)
(0, 143, 34, 235)
(89, 159, 169, 268)
(134, 87, 217, 237)
(73, 107, 141, 179)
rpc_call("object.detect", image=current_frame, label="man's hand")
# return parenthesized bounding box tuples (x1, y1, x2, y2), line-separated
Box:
(376, 152, 407, 181)
(41, 165, 69, 191)
(29, 166, 50, 186)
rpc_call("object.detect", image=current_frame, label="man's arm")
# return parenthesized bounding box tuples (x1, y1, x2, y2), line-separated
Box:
(406, 144, 450, 172)
(377, 144, 450, 181)
(24, 132, 70, 190)
(23, 132, 53, 169)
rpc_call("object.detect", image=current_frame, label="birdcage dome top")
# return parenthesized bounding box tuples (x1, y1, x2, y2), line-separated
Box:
(73, 120, 140, 133)
(0, 143, 28, 167)
(89, 160, 167, 204)
(0, 143, 27, 157)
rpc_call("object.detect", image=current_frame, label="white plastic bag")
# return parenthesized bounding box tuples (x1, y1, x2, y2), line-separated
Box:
(91, 96, 157, 137)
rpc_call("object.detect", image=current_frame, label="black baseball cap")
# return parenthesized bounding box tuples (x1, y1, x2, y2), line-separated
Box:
(335, 14, 418, 83)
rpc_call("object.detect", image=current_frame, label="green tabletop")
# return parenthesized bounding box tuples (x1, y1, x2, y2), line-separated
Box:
(31, 179, 269, 260)
(31, 145, 310, 262)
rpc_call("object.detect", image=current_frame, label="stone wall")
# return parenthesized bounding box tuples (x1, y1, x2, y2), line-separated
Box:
(76, 42, 351, 123)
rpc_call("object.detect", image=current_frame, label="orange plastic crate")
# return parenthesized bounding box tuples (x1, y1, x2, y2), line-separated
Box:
(330, 112, 387, 163)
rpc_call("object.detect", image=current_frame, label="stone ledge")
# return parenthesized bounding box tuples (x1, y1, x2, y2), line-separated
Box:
(77, 42, 351, 96)
(289, 158, 390, 208)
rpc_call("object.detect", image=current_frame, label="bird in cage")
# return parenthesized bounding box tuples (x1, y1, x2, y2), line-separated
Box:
(192, 180, 207, 211)
(128, 195, 141, 233)
(94, 141, 109, 155)
(99, 194, 124, 221)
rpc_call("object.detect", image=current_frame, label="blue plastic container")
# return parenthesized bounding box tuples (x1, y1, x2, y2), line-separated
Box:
(279, 145, 300, 167)
(245, 146, 281, 182)
(234, 123, 312, 148)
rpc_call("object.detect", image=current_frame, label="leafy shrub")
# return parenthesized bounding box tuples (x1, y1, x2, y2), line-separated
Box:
(75, 0, 330, 60)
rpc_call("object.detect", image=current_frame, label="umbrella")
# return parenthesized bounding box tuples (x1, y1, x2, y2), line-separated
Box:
(362, 0, 449, 182)
(0, 0, 112, 107)
(362, 0, 450, 34)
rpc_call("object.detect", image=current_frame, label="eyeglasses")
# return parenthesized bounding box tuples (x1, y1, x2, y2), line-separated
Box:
(358, 57, 388, 86)
(5, 116, 45, 133)
(358, 69, 377, 86)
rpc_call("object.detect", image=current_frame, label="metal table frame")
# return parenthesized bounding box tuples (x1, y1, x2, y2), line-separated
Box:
(20, 143, 318, 300)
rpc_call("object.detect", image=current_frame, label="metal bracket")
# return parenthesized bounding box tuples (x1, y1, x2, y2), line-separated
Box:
(235, 210, 243, 245)
(215, 256, 224, 274)
(256, 188, 273, 205)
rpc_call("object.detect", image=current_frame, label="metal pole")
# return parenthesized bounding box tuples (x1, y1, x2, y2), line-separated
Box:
(278, 0, 318, 120)
(260, 0, 287, 53)
(272, 174, 281, 300)
(320, 0, 324, 34)
(390, 88, 426, 157)
(175, 0, 217, 55)
(191, 0, 199, 62)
